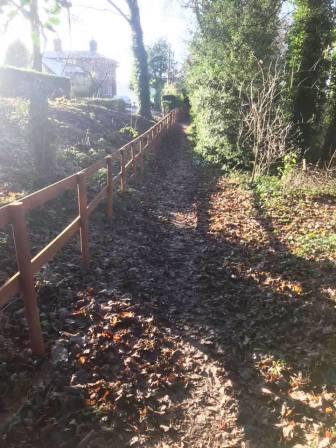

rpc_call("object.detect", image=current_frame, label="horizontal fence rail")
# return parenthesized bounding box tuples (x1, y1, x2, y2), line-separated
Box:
(0, 109, 177, 354)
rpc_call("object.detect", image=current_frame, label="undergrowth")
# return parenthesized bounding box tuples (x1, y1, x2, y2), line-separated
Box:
(229, 167, 336, 261)
(296, 232, 336, 257)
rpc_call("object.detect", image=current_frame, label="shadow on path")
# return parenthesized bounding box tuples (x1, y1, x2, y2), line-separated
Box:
(104, 125, 336, 447)
(1, 124, 336, 448)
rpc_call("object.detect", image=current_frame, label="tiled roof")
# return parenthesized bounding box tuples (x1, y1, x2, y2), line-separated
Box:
(43, 58, 85, 77)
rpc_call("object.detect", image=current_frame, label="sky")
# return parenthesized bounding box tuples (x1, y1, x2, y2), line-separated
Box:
(0, 0, 192, 96)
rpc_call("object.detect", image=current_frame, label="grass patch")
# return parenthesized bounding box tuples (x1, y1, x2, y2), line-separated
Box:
(235, 170, 336, 260)
(295, 232, 336, 257)
(251, 169, 336, 210)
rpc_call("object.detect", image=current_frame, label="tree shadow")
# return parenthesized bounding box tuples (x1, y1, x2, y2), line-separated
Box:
(1, 125, 336, 447)
(104, 126, 336, 446)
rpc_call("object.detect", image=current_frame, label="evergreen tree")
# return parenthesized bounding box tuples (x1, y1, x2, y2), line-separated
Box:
(1, 0, 70, 71)
(148, 39, 177, 110)
(323, 48, 336, 159)
(186, 0, 282, 166)
(4, 40, 30, 68)
(287, 0, 335, 160)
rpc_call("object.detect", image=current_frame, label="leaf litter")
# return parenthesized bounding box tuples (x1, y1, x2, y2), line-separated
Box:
(0, 127, 335, 447)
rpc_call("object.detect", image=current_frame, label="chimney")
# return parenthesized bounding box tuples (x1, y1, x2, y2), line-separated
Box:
(54, 38, 62, 52)
(89, 39, 97, 53)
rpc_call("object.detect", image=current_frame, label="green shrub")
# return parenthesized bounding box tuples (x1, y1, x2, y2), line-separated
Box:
(254, 168, 336, 204)
(56, 146, 105, 174)
(161, 83, 183, 114)
(162, 94, 180, 114)
(119, 126, 138, 141)
(186, 0, 282, 168)
(279, 152, 298, 180)
(88, 98, 127, 113)
(255, 176, 283, 201)
(0, 65, 70, 98)
(281, 166, 336, 199)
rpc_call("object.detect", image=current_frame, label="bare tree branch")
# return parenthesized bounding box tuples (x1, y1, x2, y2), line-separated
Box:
(240, 59, 297, 181)
(74, 4, 121, 14)
(105, 0, 131, 23)
(5, 0, 30, 19)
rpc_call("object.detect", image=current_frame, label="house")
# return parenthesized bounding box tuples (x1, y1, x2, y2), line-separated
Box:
(43, 39, 118, 97)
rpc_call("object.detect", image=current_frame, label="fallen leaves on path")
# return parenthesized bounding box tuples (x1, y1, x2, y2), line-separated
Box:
(0, 127, 336, 447)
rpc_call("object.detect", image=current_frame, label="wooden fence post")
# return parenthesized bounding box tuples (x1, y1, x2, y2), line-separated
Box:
(9, 202, 45, 355)
(120, 149, 126, 192)
(150, 129, 154, 146)
(139, 139, 144, 180)
(154, 128, 158, 150)
(131, 144, 136, 178)
(158, 124, 161, 144)
(106, 156, 113, 223)
(77, 172, 90, 268)
(150, 130, 154, 151)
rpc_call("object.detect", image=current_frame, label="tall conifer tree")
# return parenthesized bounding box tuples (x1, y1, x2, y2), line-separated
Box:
(287, 0, 335, 159)
(186, 0, 282, 165)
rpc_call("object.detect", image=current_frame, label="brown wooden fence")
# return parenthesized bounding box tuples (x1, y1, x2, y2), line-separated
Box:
(0, 109, 177, 355)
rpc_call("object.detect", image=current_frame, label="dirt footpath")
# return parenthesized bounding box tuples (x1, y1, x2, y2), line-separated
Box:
(1, 126, 336, 448)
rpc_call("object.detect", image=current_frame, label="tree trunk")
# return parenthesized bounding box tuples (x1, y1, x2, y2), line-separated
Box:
(126, 0, 152, 119)
(30, 0, 42, 71)
(29, 81, 54, 182)
(323, 56, 336, 161)
(154, 86, 162, 111)
(29, 0, 53, 181)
